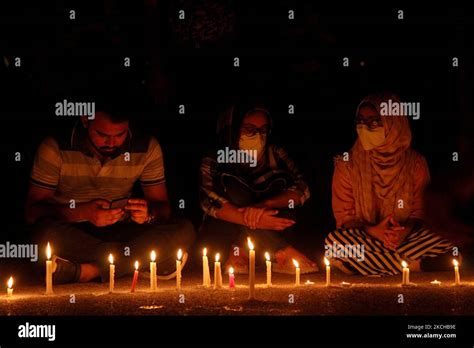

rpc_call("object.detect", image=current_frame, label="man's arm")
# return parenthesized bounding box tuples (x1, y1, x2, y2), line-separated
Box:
(25, 184, 88, 224)
(141, 183, 172, 222)
(25, 184, 124, 226)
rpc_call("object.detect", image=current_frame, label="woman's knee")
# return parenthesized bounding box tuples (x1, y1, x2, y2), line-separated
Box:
(324, 229, 343, 246)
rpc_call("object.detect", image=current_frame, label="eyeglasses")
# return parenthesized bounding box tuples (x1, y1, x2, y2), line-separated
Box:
(355, 117, 383, 130)
(241, 125, 271, 137)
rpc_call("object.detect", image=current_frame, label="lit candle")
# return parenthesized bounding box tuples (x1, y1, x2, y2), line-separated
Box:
(401, 261, 409, 285)
(131, 261, 139, 292)
(176, 249, 183, 291)
(7, 277, 13, 297)
(150, 250, 157, 291)
(228, 267, 235, 289)
(202, 248, 211, 287)
(265, 252, 272, 287)
(430, 280, 442, 286)
(453, 259, 461, 285)
(214, 253, 222, 289)
(324, 257, 331, 286)
(248, 238, 255, 299)
(293, 259, 300, 286)
(109, 254, 115, 293)
(45, 242, 53, 295)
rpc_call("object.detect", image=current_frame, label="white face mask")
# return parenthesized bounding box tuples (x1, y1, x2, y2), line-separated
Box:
(239, 134, 266, 161)
(356, 124, 386, 150)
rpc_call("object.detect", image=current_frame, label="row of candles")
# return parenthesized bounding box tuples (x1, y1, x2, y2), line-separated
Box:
(2, 240, 464, 298)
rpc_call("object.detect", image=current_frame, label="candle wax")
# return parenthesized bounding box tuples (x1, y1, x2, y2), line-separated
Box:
(109, 264, 115, 293)
(203, 255, 211, 287)
(46, 260, 53, 295)
(249, 249, 255, 299)
(131, 270, 139, 292)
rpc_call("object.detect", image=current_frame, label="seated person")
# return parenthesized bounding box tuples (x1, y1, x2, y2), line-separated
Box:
(199, 101, 318, 274)
(26, 103, 195, 284)
(326, 92, 456, 276)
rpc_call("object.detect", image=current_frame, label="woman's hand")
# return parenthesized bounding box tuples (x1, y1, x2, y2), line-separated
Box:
(238, 206, 266, 229)
(367, 215, 405, 250)
(238, 207, 295, 230)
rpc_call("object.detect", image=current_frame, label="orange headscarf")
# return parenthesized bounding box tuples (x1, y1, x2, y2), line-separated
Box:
(351, 92, 421, 224)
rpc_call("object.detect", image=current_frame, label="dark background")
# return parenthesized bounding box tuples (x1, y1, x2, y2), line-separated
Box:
(1, 1, 473, 258)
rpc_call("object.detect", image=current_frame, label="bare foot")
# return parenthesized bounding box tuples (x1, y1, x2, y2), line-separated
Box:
(79, 263, 101, 282)
(274, 246, 319, 274)
(410, 259, 421, 272)
(224, 246, 249, 274)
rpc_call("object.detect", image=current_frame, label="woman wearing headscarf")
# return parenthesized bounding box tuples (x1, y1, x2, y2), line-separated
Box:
(326, 92, 456, 276)
(199, 100, 318, 274)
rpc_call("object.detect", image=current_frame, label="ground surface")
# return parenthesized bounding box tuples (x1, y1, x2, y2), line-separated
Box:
(1, 268, 474, 316)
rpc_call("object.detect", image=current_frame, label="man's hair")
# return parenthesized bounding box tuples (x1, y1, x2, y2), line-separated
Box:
(94, 99, 131, 123)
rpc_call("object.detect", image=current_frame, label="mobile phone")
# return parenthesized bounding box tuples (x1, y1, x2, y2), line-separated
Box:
(109, 198, 129, 210)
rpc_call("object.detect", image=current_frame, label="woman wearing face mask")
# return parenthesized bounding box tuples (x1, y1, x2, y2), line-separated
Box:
(199, 101, 318, 274)
(326, 93, 456, 276)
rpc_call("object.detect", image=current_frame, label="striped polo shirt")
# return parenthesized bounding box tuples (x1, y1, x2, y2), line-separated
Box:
(30, 124, 165, 204)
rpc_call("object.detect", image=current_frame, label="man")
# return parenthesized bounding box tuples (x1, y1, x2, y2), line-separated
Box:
(26, 104, 195, 283)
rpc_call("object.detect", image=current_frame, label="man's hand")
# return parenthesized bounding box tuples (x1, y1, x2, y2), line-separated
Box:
(85, 199, 124, 227)
(238, 207, 295, 231)
(124, 198, 149, 224)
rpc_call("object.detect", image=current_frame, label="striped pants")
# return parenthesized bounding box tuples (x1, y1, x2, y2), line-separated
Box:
(324, 227, 454, 276)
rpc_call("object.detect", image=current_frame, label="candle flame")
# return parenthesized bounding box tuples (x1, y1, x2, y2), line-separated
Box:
(7, 277, 13, 289)
(109, 253, 114, 264)
(401, 260, 408, 268)
(324, 257, 330, 266)
(229, 267, 234, 274)
(46, 242, 52, 260)
(215, 253, 220, 262)
(151, 250, 156, 262)
(292, 259, 299, 268)
(203, 247, 207, 256)
(265, 252, 270, 261)
(134, 260, 139, 270)
(247, 237, 254, 250)
(453, 259, 459, 267)
(177, 249, 183, 261)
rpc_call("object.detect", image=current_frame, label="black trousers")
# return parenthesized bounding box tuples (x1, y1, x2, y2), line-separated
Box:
(31, 217, 196, 281)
